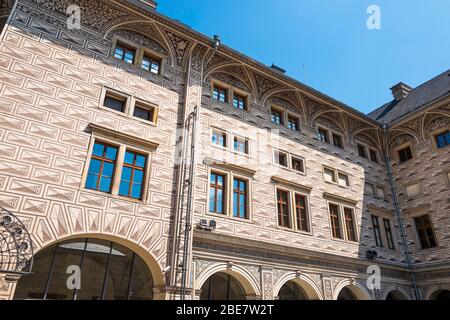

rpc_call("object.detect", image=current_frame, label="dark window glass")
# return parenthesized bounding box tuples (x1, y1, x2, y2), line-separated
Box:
(209, 173, 225, 214)
(212, 85, 228, 103)
(383, 218, 395, 250)
(278, 281, 308, 300)
(114, 43, 135, 64)
(274, 150, 288, 167)
(85, 142, 117, 193)
(212, 130, 226, 147)
(371, 215, 383, 247)
(329, 203, 342, 239)
(337, 287, 357, 300)
(104, 95, 126, 112)
(271, 108, 283, 125)
(332, 133, 343, 149)
(291, 157, 304, 173)
(233, 178, 247, 219)
(133, 105, 154, 122)
(414, 215, 437, 249)
(232, 94, 246, 110)
(369, 149, 378, 163)
(295, 194, 309, 232)
(344, 207, 356, 242)
(277, 189, 290, 228)
(233, 137, 248, 154)
(118, 151, 147, 199)
(200, 272, 245, 300)
(435, 130, 450, 149)
(288, 115, 299, 131)
(357, 144, 367, 158)
(318, 128, 329, 143)
(141, 55, 161, 74)
(398, 146, 413, 163)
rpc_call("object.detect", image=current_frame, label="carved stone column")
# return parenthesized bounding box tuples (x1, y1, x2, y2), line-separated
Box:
(321, 275, 334, 300)
(261, 267, 274, 300)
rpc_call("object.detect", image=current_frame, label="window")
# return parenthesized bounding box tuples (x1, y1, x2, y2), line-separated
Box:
(357, 144, 367, 158)
(212, 84, 228, 103)
(233, 178, 247, 219)
(277, 189, 290, 228)
(405, 183, 420, 197)
(103, 93, 126, 113)
(141, 54, 161, 74)
(318, 127, 329, 143)
(414, 215, 437, 249)
(435, 130, 450, 149)
(233, 136, 248, 154)
(332, 133, 343, 149)
(291, 157, 304, 173)
(114, 42, 136, 64)
(371, 215, 383, 247)
(329, 203, 342, 239)
(270, 108, 284, 125)
(212, 129, 227, 147)
(369, 149, 379, 163)
(85, 142, 118, 193)
(383, 218, 395, 250)
(338, 173, 350, 187)
(232, 93, 247, 110)
(274, 150, 288, 167)
(118, 151, 147, 199)
(323, 167, 336, 183)
(209, 173, 225, 214)
(376, 186, 385, 200)
(295, 194, 309, 232)
(398, 146, 413, 163)
(344, 207, 357, 242)
(366, 183, 375, 196)
(133, 103, 155, 122)
(288, 115, 299, 131)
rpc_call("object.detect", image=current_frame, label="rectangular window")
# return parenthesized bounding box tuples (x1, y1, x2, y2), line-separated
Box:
(344, 207, 357, 242)
(318, 127, 329, 143)
(435, 130, 450, 149)
(114, 42, 136, 64)
(288, 115, 299, 131)
(357, 144, 367, 158)
(212, 129, 227, 147)
(277, 189, 290, 228)
(274, 150, 288, 167)
(291, 157, 305, 173)
(329, 203, 342, 239)
(366, 183, 375, 196)
(338, 172, 350, 187)
(371, 215, 383, 247)
(232, 93, 247, 110)
(383, 218, 395, 250)
(398, 146, 413, 163)
(133, 103, 155, 122)
(376, 186, 385, 200)
(141, 54, 161, 74)
(233, 136, 248, 154)
(118, 151, 147, 199)
(209, 173, 225, 214)
(295, 194, 309, 232)
(323, 167, 336, 183)
(212, 84, 228, 103)
(270, 108, 284, 125)
(414, 215, 437, 249)
(233, 178, 247, 219)
(103, 94, 126, 112)
(406, 184, 420, 197)
(369, 149, 379, 163)
(85, 142, 118, 193)
(332, 133, 343, 149)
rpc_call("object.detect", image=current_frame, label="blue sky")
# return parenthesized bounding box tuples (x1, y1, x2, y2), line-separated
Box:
(158, 1, 450, 114)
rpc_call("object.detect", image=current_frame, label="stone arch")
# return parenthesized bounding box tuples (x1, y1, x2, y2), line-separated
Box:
(382, 285, 412, 300)
(314, 114, 346, 136)
(424, 284, 450, 300)
(273, 272, 323, 300)
(333, 279, 372, 300)
(388, 131, 419, 153)
(195, 263, 261, 298)
(207, 70, 253, 95)
(354, 132, 382, 151)
(423, 114, 450, 136)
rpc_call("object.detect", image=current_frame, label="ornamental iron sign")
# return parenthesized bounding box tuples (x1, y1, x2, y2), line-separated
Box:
(0, 207, 33, 274)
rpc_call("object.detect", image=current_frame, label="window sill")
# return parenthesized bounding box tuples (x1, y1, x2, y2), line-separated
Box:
(206, 211, 252, 224)
(81, 187, 147, 204)
(275, 225, 312, 236)
(132, 115, 157, 127)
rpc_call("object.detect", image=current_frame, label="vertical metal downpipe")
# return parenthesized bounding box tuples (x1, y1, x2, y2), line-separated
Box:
(383, 126, 420, 300)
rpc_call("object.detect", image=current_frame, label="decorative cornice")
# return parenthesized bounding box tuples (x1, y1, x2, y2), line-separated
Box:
(323, 192, 358, 206)
(203, 157, 256, 176)
(270, 176, 312, 192)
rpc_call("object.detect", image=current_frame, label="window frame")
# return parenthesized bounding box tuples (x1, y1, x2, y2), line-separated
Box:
(413, 214, 438, 250)
(233, 135, 249, 155)
(430, 126, 450, 151)
(274, 185, 312, 234)
(332, 132, 344, 149)
(232, 90, 248, 111)
(343, 206, 358, 243)
(118, 149, 148, 200)
(100, 88, 131, 116)
(287, 113, 300, 132)
(291, 156, 305, 174)
(395, 144, 414, 164)
(209, 170, 227, 215)
(317, 126, 330, 144)
(113, 40, 137, 65)
(211, 127, 228, 149)
(357, 143, 368, 159)
(211, 82, 230, 104)
(327, 201, 359, 243)
(328, 202, 343, 240)
(232, 177, 249, 219)
(371, 215, 384, 248)
(273, 149, 289, 168)
(140, 50, 163, 75)
(270, 106, 285, 125)
(369, 148, 379, 163)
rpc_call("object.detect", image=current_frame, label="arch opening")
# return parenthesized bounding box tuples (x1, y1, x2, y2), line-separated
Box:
(199, 272, 246, 300)
(278, 280, 308, 300)
(430, 289, 450, 301)
(385, 290, 408, 300)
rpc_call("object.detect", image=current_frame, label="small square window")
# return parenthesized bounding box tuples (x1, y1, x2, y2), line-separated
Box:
(288, 115, 299, 131)
(271, 108, 284, 125)
(318, 127, 329, 143)
(114, 42, 136, 64)
(398, 146, 413, 163)
(233, 136, 248, 154)
(435, 130, 450, 149)
(233, 93, 247, 110)
(405, 184, 420, 197)
(357, 144, 367, 158)
(332, 133, 343, 149)
(366, 183, 375, 196)
(376, 186, 385, 199)
(323, 167, 336, 183)
(274, 150, 288, 167)
(369, 149, 379, 163)
(212, 84, 228, 103)
(141, 54, 161, 74)
(338, 172, 350, 187)
(104, 94, 126, 112)
(414, 215, 437, 249)
(291, 157, 304, 173)
(212, 129, 227, 147)
(133, 103, 155, 122)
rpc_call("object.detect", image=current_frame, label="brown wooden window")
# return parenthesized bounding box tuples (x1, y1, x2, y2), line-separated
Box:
(398, 146, 413, 163)
(233, 136, 248, 154)
(288, 115, 299, 131)
(291, 157, 304, 173)
(85, 142, 118, 193)
(318, 127, 329, 143)
(332, 133, 343, 149)
(212, 84, 228, 103)
(329, 203, 342, 239)
(274, 150, 288, 167)
(104, 93, 126, 112)
(212, 129, 227, 147)
(232, 93, 247, 110)
(295, 194, 309, 232)
(383, 218, 395, 250)
(371, 215, 383, 247)
(277, 189, 290, 228)
(114, 42, 136, 64)
(118, 150, 147, 199)
(357, 144, 367, 158)
(233, 178, 247, 219)
(414, 215, 437, 249)
(141, 54, 161, 74)
(344, 207, 356, 242)
(133, 103, 155, 122)
(369, 149, 379, 163)
(271, 108, 284, 125)
(209, 172, 225, 214)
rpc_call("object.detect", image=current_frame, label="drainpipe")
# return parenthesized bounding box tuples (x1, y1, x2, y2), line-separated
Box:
(382, 124, 420, 300)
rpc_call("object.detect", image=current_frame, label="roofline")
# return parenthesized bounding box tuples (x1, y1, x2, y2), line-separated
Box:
(120, 0, 382, 128)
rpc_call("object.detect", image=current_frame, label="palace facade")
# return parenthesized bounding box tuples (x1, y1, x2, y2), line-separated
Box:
(0, 0, 449, 300)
